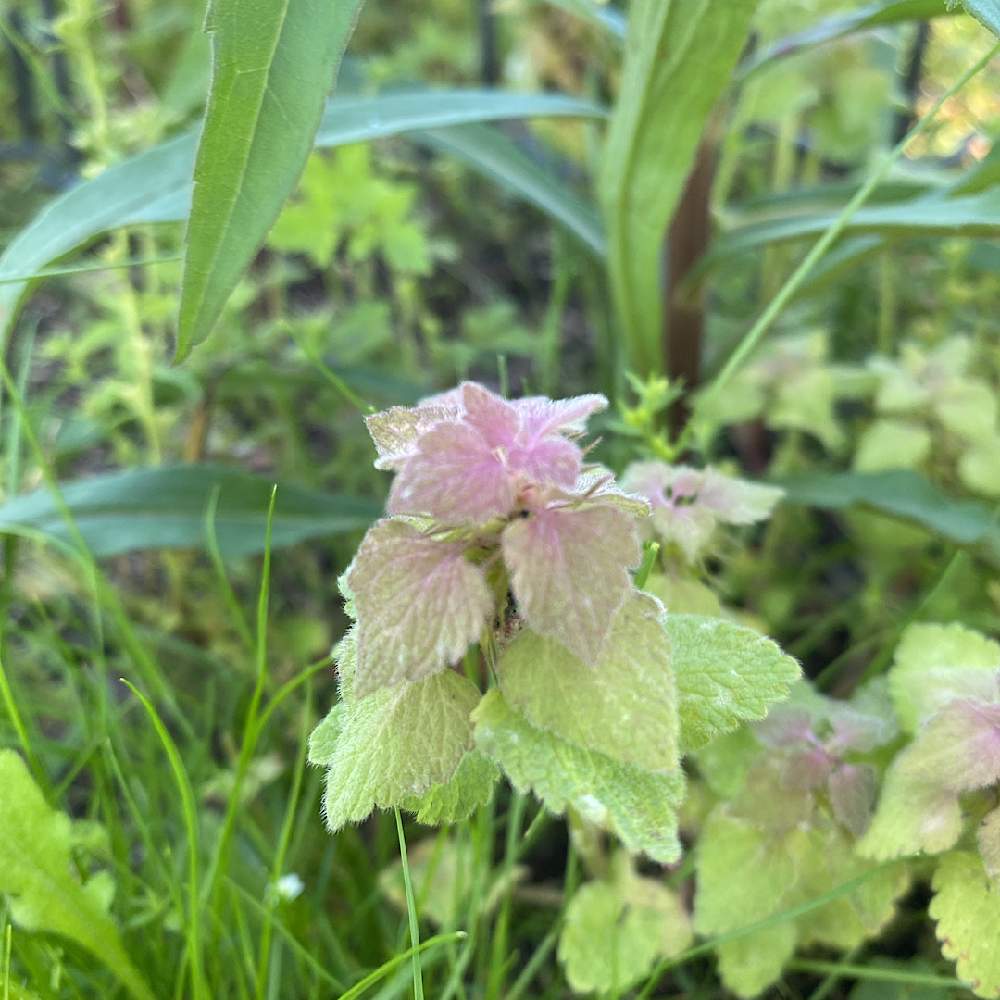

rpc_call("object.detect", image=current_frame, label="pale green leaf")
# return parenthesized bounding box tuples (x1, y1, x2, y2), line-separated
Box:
(854, 420, 932, 473)
(889, 623, 1000, 732)
(497, 593, 678, 773)
(473, 690, 684, 862)
(319, 670, 481, 831)
(960, 439, 1000, 498)
(0, 752, 153, 1000)
(858, 764, 964, 861)
(558, 877, 691, 994)
(930, 851, 1000, 998)
(980, 807, 1000, 885)
(716, 925, 797, 1000)
(380, 835, 524, 927)
(599, 0, 757, 374)
(307, 703, 344, 768)
(642, 573, 723, 616)
(177, 0, 364, 357)
(401, 750, 499, 825)
(666, 614, 800, 752)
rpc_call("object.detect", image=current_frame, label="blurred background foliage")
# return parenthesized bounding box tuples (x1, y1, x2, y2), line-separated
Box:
(1, 0, 999, 997)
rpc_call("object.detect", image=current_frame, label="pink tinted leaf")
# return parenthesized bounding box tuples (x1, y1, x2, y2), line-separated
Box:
(697, 469, 784, 525)
(502, 502, 640, 663)
(900, 699, 1000, 793)
(348, 519, 493, 696)
(461, 381, 519, 448)
(389, 421, 514, 522)
(515, 393, 607, 437)
(652, 504, 717, 564)
(508, 436, 581, 488)
(979, 806, 1000, 883)
(829, 764, 878, 838)
(365, 404, 457, 470)
(754, 708, 815, 748)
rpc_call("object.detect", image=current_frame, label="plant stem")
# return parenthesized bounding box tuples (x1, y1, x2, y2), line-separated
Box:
(394, 808, 425, 1000)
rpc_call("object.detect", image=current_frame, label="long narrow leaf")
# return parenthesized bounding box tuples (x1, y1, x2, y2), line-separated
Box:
(0, 91, 604, 349)
(599, 0, 758, 375)
(0, 465, 379, 558)
(416, 123, 606, 255)
(176, 0, 365, 358)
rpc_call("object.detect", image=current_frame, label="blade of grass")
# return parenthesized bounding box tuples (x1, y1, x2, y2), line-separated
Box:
(256, 679, 314, 999)
(120, 679, 205, 1000)
(202, 485, 277, 905)
(204, 484, 255, 652)
(0, 256, 182, 284)
(339, 932, 467, 1000)
(789, 959, 967, 989)
(486, 791, 526, 1000)
(394, 808, 425, 1000)
(691, 41, 1000, 445)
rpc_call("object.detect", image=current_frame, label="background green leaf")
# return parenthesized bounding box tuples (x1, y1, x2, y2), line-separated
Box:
(0, 465, 378, 558)
(176, 0, 365, 358)
(599, 0, 758, 375)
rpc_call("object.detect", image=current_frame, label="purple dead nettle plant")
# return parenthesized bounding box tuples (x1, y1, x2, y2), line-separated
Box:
(346, 381, 650, 697)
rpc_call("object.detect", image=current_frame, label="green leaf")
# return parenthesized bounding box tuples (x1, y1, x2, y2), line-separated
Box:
(0, 90, 605, 349)
(380, 834, 524, 927)
(700, 188, 1000, 279)
(930, 851, 1000, 998)
(858, 765, 964, 861)
(497, 593, 678, 773)
(599, 0, 757, 374)
(472, 690, 685, 862)
(0, 133, 196, 345)
(980, 807, 1000, 884)
(888, 623, 1000, 733)
(558, 877, 691, 994)
(416, 124, 606, 255)
(315, 89, 606, 144)
(739, 1, 957, 82)
(0, 464, 378, 558)
(666, 614, 800, 752)
(400, 750, 499, 825)
(854, 420, 932, 473)
(961, 0, 1000, 37)
(318, 670, 481, 831)
(777, 470, 1000, 560)
(176, 0, 365, 357)
(0, 752, 154, 1000)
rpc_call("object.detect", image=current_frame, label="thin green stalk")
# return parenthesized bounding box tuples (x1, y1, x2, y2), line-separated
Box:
(691, 41, 1000, 444)
(633, 541, 660, 589)
(395, 808, 425, 1000)
(339, 932, 466, 1000)
(789, 959, 965, 990)
(0, 650, 35, 771)
(204, 485, 255, 652)
(255, 680, 314, 999)
(486, 791, 527, 1000)
(121, 680, 205, 1000)
(203, 487, 278, 904)
(0, 256, 182, 284)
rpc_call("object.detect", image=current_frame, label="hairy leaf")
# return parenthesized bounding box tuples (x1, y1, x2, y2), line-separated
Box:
(348, 519, 492, 696)
(667, 614, 800, 752)
(473, 691, 684, 861)
(930, 851, 1000, 998)
(317, 670, 481, 831)
(889, 623, 1000, 732)
(503, 503, 640, 664)
(980, 807, 1000, 884)
(0, 752, 153, 1000)
(498, 593, 678, 772)
(400, 750, 499, 826)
